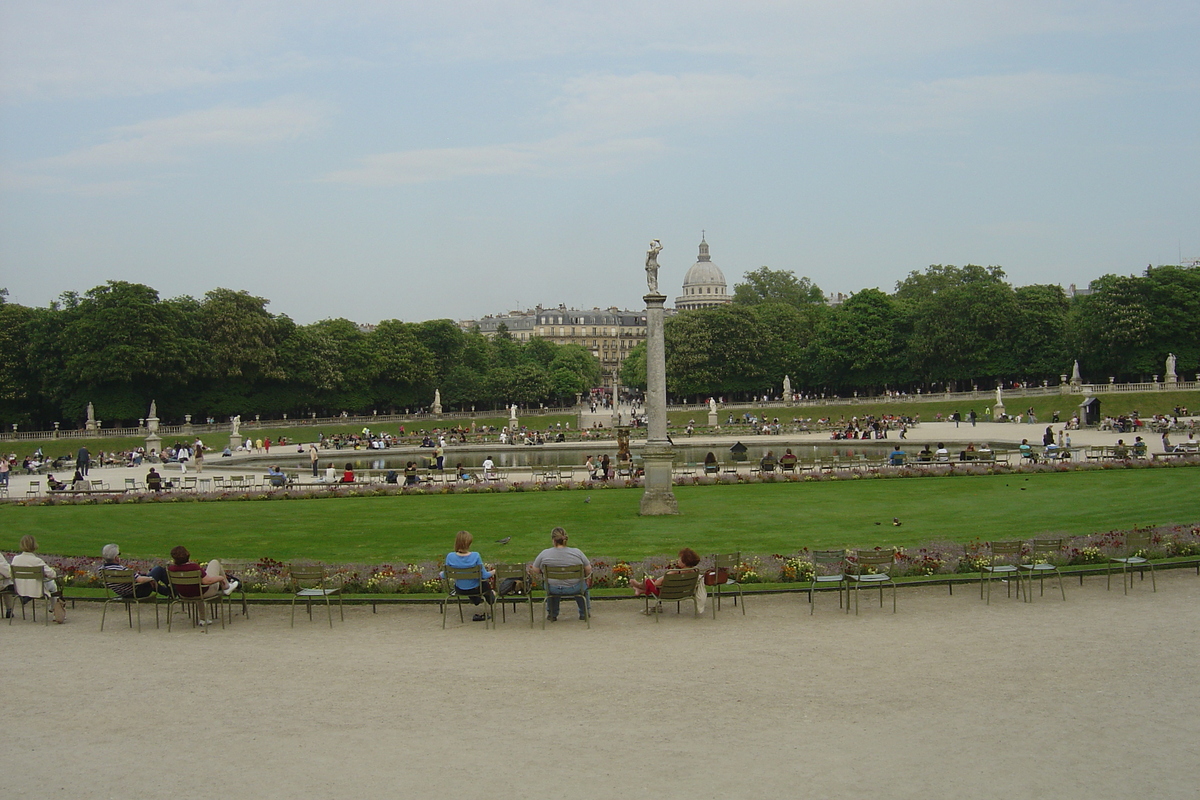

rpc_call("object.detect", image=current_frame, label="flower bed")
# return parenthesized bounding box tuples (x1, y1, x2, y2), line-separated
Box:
(44, 524, 1200, 593)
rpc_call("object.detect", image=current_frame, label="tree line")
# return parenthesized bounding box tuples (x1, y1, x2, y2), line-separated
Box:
(0, 284, 600, 429)
(619, 263, 1200, 400)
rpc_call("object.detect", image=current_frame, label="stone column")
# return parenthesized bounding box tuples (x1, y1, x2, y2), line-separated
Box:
(640, 291, 678, 515)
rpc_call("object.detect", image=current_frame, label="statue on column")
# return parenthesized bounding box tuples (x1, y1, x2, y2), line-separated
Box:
(645, 240, 662, 294)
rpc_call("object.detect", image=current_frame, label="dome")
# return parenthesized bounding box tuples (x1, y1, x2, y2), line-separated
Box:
(675, 235, 732, 310)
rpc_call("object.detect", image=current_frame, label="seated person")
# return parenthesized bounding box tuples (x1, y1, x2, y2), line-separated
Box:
(455, 462, 476, 483)
(146, 467, 164, 491)
(934, 443, 950, 461)
(630, 548, 701, 597)
(888, 445, 907, 466)
(1113, 439, 1129, 459)
(779, 449, 798, 470)
(71, 469, 87, 490)
(46, 473, 66, 491)
(530, 527, 591, 622)
(759, 451, 777, 473)
(403, 461, 419, 485)
(1044, 442, 1062, 459)
(100, 543, 165, 599)
(1018, 439, 1035, 460)
(221, 447, 232, 457)
(959, 443, 976, 461)
(266, 465, 287, 487)
(166, 546, 238, 612)
(703, 452, 720, 473)
(440, 530, 494, 622)
(917, 445, 933, 462)
(12, 535, 67, 622)
(384, 470, 399, 484)
(340, 463, 355, 483)
(0, 551, 12, 618)
(1132, 436, 1148, 457)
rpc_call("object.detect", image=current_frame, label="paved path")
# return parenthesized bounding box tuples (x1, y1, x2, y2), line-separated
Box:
(3, 568, 1197, 798)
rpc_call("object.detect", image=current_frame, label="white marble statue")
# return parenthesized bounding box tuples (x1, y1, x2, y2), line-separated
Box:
(1166, 352, 1177, 378)
(231, 415, 241, 435)
(995, 385, 1003, 405)
(645, 239, 662, 294)
(709, 397, 717, 413)
(148, 400, 157, 420)
(87, 402, 95, 422)
(1071, 360, 1082, 384)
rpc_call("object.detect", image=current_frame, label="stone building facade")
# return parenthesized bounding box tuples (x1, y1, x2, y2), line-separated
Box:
(674, 235, 732, 310)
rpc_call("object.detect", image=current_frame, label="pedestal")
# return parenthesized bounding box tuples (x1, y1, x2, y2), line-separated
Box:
(708, 411, 719, 427)
(640, 292, 677, 515)
(639, 444, 679, 515)
(144, 434, 162, 455)
(993, 402, 1006, 419)
(229, 434, 243, 451)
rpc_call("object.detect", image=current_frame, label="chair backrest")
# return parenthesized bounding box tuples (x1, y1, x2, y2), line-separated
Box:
(10, 565, 48, 599)
(90, 480, 104, 490)
(851, 549, 895, 574)
(811, 550, 846, 574)
(989, 540, 1024, 559)
(1028, 538, 1063, 556)
(166, 569, 203, 598)
(101, 567, 136, 598)
(542, 564, 586, 585)
(493, 562, 529, 593)
(713, 552, 741, 572)
(1122, 530, 1152, 554)
(288, 564, 329, 589)
(124, 477, 137, 488)
(443, 564, 483, 591)
(656, 569, 699, 601)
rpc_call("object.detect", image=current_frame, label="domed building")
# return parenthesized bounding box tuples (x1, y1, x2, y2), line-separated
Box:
(674, 235, 732, 310)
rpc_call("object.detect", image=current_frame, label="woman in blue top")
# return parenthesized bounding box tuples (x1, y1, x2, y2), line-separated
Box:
(444, 530, 495, 621)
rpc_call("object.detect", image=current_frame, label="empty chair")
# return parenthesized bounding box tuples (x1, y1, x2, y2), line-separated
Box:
(846, 549, 897, 614)
(980, 541, 1024, 604)
(218, 559, 251, 618)
(1107, 530, 1157, 594)
(288, 564, 344, 627)
(1019, 538, 1066, 602)
(808, 550, 847, 614)
(708, 553, 745, 617)
(493, 562, 534, 627)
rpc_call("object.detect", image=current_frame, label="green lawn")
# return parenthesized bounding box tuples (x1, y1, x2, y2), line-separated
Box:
(4, 467, 1198, 563)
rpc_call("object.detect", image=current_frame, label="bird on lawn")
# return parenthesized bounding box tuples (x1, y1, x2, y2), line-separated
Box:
(495, 536, 511, 545)
(584, 496, 591, 504)
(892, 518, 901, 526)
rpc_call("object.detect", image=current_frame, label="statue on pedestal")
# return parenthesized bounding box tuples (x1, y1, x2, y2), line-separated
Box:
(231, 415, 241, 435)
(1166, 352, 1177, 381)
(645, 240, 662, 294)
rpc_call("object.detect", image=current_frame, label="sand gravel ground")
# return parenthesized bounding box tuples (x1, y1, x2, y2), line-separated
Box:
(4, 567, 1198, 799)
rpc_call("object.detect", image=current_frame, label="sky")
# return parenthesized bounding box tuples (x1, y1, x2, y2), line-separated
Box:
(1, 1, 1198, 325)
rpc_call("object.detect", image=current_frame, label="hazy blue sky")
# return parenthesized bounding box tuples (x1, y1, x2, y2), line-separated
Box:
(2, 1, 1197, 324)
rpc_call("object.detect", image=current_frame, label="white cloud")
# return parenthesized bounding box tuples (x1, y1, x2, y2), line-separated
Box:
(883, 72, 1123, 132)
(323, 136, 664, 186)
(34, 97, 327, 170)
(554, 72, 785, 135)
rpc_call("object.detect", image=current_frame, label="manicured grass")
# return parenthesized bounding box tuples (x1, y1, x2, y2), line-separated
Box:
(4, 467, 1199, 563)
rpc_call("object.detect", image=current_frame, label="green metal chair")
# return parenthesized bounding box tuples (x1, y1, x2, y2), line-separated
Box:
(493, 562, 534, 628)
(643, 569, 701, 621)
(288, 564, 344, 627)
(708, 552, 745, 617)
(218, 559, 250, 618)
(9, 565, 53, 625)
(980, 541, 1024, 604)
(1018, 538, 1066, 602)
(165, 570, 225, 632)
(541, 564, 590, 629)
(99, 568, 159, 631)
(440, 564, 494, 629)
(846, 549, 897, 614)
(808, 550, 847, 614)
(1107, 530, 1157, 594)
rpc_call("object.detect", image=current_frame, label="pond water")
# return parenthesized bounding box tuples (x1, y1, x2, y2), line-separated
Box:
(310, 441, 925, 471)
